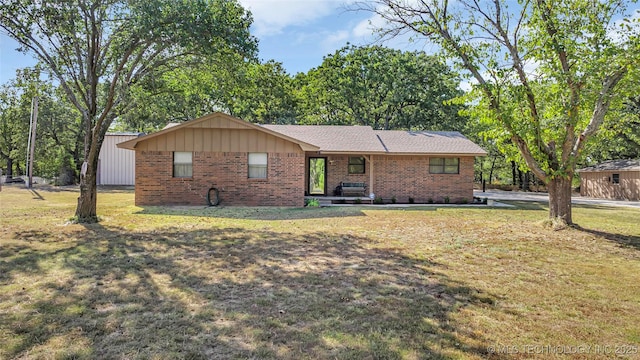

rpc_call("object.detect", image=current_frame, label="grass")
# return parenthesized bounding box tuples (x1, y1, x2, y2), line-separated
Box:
(1, 185, 640, 359)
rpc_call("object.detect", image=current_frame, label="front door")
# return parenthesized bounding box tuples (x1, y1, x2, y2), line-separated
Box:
(309, 157, 327, 195)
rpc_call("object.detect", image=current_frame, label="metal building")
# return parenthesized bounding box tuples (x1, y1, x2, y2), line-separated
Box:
(97, 133, 141, 185)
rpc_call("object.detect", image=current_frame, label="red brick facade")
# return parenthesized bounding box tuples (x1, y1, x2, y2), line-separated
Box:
(316, 154, 475, 203)
(135, 151, 305, 206)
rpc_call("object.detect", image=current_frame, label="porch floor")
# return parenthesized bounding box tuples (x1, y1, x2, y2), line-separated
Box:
(305, 195, 373, 205)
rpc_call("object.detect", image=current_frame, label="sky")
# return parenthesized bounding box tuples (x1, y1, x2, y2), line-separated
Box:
(0, 0, 422, 85)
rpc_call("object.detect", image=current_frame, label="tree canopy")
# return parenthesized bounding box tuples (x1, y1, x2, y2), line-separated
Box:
(0, 0, 257, 222)
(358, 0, 640, 224)
(295, 45, 467, 131)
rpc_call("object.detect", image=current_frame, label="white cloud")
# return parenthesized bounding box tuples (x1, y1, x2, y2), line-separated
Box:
(352, 13, 386, 38)
(321, 30, 351, 50)
(239, 0, 340, 36)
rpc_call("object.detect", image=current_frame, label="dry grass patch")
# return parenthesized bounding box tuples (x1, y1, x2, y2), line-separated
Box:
(1, 185, 639, 359)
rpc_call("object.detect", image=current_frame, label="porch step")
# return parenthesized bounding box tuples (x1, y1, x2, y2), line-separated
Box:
(318, 199, 333, 207)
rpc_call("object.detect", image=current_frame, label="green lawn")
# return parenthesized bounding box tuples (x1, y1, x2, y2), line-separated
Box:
(1, 185, 639, 359)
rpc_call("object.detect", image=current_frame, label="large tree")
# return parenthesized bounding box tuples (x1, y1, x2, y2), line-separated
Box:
(0, 70, 35, 181)
(0, 68, 83, 184)
(225, 60, 299, 124)
(358, 0, 640, 224)
(114, 57, 296, 132)
(296, 45, 467, 130)
(0, 0, 256, 222)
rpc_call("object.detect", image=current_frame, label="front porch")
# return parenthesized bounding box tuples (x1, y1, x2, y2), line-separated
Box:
(304, 195, 374, 206)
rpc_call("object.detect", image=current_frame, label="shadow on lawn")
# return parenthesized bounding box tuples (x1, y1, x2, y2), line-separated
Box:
(136, 205, 367, 220)
(2, 225, 502, 359)
(573, 225, 640, 251)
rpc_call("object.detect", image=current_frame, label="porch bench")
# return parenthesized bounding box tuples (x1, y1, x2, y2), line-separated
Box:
(340, 182, 366, 197)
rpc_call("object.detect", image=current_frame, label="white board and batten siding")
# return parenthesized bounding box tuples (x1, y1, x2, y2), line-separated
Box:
(98, 133, 141, 185)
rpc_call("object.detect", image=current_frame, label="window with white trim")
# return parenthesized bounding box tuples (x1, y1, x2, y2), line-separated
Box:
(173, 152, 193, 178)
(248, 153, 268, 178)
(429, 157, 459, 174)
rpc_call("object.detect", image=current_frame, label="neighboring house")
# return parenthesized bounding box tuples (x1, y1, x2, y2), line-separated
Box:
(577, 159, 640, 201)
(117, 112, 486, 206)
(98, 133, 141, 186)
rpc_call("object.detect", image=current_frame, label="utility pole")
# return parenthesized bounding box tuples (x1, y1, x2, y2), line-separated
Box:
(26, 96, 38, 188)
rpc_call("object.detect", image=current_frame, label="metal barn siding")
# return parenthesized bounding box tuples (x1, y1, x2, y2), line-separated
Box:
(98, 133, 140, 185)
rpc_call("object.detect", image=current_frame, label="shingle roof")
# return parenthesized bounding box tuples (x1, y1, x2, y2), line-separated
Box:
(262, 125, 387, 153)
(375, 130, 487, 155)
(264, 125, 486, 155)
(118, 112, 485, 155)
(578, 159, 640, 172)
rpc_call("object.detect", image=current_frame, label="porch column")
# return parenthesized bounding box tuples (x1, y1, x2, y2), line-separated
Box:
(369, 155, 374, 201)
(366, 155, 374, 203)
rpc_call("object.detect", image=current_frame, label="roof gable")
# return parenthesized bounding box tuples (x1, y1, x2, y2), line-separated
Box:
(117, 112, 319, 151)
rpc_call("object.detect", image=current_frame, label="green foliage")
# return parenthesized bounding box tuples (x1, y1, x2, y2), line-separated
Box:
(227, 60, 299, 124)
(444, 196, 450, 204)
(116, 56, 297, 132)
(584, 94, 640, 163)
(0, 68, 81, 181)
(0, 0, 257, 220)
(363, 0, 640, 222)
(295, 45, 468, 131)
(374, 196, 384, 204)
(305, 198, 320, 207)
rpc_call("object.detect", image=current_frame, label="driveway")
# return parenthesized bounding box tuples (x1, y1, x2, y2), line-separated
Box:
(474, 189, 640, 209)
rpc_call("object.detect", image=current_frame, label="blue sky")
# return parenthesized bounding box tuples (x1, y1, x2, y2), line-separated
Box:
(0, 0, 421, 84)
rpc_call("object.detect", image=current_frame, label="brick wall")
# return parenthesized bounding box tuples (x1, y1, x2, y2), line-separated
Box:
(135, 151, 305, 206)
(323, 154, 476, 203)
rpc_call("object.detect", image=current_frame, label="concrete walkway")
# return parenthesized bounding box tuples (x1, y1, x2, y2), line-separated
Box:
(474, 189, 640, 209)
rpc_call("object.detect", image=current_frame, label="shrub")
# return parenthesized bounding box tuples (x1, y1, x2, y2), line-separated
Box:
(428, 198, 434, 204)
(408, 197, 415, 204)
(374, 196, 384, 204)
(460, 198, 468, 204)
(391, 196, 397, 204)
(444, 196, 450, 204)
(305, 198, 320, 207)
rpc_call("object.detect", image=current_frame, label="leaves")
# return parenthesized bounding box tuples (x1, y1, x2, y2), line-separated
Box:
(0, 0, 257, 220)
(295, 45, 467, 131)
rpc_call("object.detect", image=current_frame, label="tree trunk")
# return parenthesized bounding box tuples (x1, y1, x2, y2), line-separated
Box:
(523, 172, 530, 191)
(517, 169, 523, 189)
(489, 156, 496, 184)
(511, 161, 517, 186)
(6, 157, 13, 179)
(75, 154, 99, 223)
(547, 175, 573, 224)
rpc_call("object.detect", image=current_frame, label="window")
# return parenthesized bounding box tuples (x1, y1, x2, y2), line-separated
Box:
(612, 173, 620, 184)
(173, 152, 192, 178)
(430, 157, 459, 174)
(248, 153, 268, 178)
(348, 156, 365, 174)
